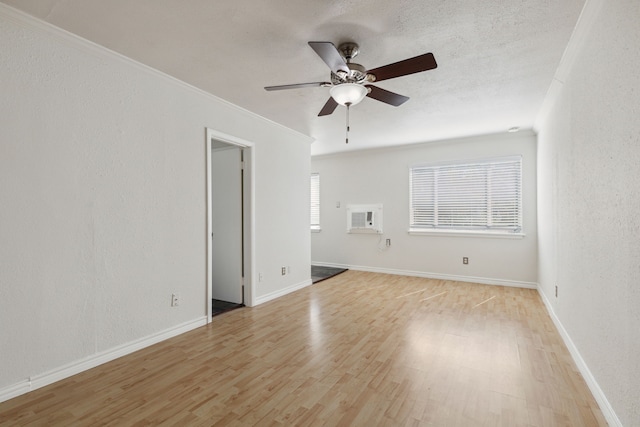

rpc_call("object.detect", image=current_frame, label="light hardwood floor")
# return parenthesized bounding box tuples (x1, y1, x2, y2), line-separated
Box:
(0, 271, 606, 426)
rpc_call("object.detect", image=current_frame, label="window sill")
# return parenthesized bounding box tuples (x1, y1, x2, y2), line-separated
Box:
(311, 227, 322, 233)
(408, 229, 525, 239)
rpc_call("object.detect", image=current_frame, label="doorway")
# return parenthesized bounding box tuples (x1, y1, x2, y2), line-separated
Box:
(206, 128, 254, 323)
(211, 144, 243, 315)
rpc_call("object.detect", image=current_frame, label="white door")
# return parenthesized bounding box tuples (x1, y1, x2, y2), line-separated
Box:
(211, 145, 243, 304)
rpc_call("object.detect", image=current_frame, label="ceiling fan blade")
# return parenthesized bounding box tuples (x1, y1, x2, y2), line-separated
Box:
(265, 82, 330, 91)
(365, 85, 409, 106)
(318, 97, 339, 116)
(308, 42, 349, 76)
(367, 53, 437, 82)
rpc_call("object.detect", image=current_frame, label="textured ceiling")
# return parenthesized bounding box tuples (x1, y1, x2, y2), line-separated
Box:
(2, 0, 585, 155)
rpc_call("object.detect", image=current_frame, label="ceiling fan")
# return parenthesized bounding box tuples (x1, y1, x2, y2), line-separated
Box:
(264, 41, 438, 117)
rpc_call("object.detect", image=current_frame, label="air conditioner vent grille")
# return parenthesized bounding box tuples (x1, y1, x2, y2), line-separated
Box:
(351, 212, 367, 228)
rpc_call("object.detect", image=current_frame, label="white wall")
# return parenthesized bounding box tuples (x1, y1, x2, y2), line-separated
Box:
(311, 132, 538, 287)
(0, 6, 311, 400)
(535, 0, 639, 425)
(254, 136, 312, 302)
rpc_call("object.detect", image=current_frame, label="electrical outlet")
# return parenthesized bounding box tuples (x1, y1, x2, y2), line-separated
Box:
(463, 257, 469, 265)
(386, 239, 391, 247)
(171, 293, 179, 307)
(259, 272, 263, 282)
(281, 266, 286, 275)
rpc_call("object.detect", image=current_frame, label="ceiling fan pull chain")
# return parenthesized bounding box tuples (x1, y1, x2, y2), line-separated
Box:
(345, 103, 350, 144)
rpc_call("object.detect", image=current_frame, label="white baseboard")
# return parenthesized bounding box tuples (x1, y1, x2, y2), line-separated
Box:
(537, 289, 622, 427)
(0, 380, 31, 403)
(311, 261, 537, 289)
(254, 279, 313, 306)
(0, 316, 207, 404)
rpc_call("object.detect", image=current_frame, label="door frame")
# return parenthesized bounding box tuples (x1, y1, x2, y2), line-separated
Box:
(206, 128, 255, 323)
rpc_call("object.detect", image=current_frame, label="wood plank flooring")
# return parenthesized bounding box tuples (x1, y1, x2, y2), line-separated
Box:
(0, 271, 607, 426)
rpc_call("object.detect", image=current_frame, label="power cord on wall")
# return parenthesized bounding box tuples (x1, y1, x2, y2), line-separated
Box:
(377, 234, 391, 252)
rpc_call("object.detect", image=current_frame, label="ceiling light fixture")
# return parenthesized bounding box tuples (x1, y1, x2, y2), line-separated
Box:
(329, 83, 369, 144)
(508, 126, 520, 133)
(329, 83, 368, 106)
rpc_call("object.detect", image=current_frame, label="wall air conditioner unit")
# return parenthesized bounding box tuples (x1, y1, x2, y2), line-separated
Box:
(347, 204, 383, 234)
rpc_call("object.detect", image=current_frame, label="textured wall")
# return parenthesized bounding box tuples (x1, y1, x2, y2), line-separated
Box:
(311, 132, 538, 285)
(536, 0, 640, 424)
(0, 8, 311, 393)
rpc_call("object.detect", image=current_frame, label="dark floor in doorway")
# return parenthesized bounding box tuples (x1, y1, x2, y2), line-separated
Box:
(311, 265, 348, 284)
(212, 299, 244, 317)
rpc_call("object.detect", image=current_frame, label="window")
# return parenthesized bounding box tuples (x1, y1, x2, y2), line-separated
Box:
(310, 173, 320, 231)
(409, 156, 522, 235)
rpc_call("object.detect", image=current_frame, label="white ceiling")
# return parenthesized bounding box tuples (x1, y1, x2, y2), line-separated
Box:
(2, 0, 585, 155)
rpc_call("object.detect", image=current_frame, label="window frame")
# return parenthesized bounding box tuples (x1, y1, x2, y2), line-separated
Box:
(408, 156, 524, 238)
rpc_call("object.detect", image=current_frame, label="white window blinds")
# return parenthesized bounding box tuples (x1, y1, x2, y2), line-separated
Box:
(409, 156, 522, 233)
(310, 173, 320, 230)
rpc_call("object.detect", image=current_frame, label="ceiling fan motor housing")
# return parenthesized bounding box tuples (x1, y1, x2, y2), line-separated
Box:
(332, 42, 371, 84)
(332, 63, 368, 84)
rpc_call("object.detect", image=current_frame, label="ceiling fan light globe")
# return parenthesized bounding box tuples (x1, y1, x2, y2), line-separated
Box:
(330, 83, 367, 106)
